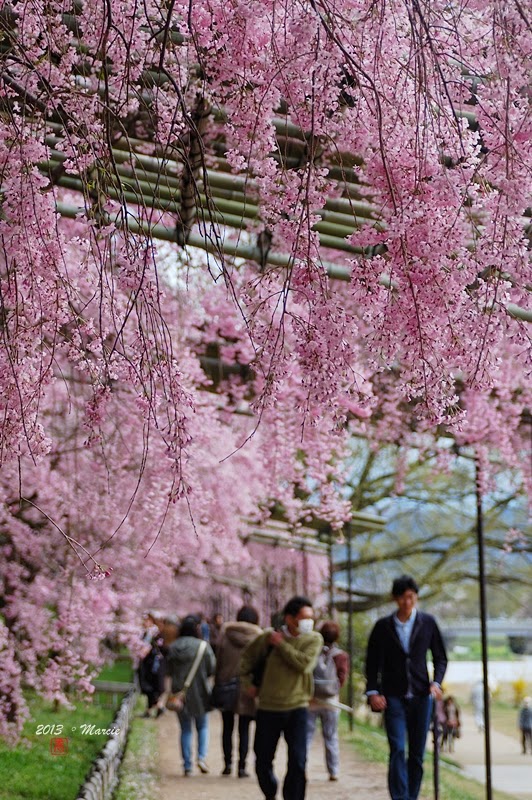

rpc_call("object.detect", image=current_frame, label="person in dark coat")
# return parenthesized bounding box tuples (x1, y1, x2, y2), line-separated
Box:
(519, 697, 532, 754)
(214, 606, 262, 777)
(162, 615, 216, 776)
(137, 611, 164, 716)
(365, 575, 448, 800)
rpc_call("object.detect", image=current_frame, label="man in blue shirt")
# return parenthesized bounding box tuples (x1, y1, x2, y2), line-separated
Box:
(365, 575, 447, 800)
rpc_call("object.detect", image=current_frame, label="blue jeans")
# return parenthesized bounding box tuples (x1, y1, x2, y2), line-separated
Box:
(384, 695, 432, 800)
(254, 708, 308, 800)
(178, 709, 209, 771)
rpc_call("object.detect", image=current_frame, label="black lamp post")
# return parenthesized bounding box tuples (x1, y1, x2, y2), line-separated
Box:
(475, 454, 493, 800)
(345, 520, 354, 731)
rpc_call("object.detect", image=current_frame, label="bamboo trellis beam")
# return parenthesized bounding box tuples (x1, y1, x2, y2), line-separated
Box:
(54, 202, 532, 322)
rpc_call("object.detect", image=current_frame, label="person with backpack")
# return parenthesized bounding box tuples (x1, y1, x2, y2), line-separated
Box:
(307, 620, 349, 782)
(240, 595, 323, 800)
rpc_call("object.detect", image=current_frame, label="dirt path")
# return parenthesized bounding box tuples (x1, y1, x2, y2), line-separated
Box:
(155, 709, 391, 800)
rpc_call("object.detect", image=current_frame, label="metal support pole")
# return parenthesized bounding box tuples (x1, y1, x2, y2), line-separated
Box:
(328, 537, 335, 618)
(475, 456, 493, 800)
(302, 547, 309, 595)
(346, 521, 354, 730)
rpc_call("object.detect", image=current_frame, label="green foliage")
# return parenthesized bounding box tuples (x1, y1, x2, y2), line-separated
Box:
(335, 439, 531, 616)
(0, 696, 117, 800)
(450, 637, 516, 661)
(96, 657, 134, 683)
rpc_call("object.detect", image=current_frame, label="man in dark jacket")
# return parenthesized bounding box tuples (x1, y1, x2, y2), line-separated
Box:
(365, 575, 447, 800)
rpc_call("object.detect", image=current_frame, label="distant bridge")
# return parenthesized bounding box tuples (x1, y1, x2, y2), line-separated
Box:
(442, 619, 532, 636)
(441, 619, 532, 654)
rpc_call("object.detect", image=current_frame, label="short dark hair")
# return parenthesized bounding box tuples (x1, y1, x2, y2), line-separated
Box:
(320, 620, 340, 645)
(180, 615, 200, 637)
(392, 575, 419, 597)
(236, 605, 259, 625)
(282, 595, 313, 618)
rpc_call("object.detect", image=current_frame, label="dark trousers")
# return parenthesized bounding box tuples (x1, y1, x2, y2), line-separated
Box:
(221, 710, 253, 769)
(384, 695, 432, 800)
(254, 707, 308, 800)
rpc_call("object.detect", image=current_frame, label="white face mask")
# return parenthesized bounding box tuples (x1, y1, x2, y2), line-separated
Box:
(298, 618, 314, 635)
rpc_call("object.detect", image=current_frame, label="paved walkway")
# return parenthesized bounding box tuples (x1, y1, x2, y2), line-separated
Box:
(153, 707, 532, 800)
(444, 710, 532, 800)
(155, 710, 394, 800)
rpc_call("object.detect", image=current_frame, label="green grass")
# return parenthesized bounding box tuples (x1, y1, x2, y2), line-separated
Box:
(450, 637, 517, 661)
(114, 698, 159, 800)
(0, 695, 118, 800)
(490, 702, 522, 740)
(344, 719, 518, 800)
(0, 658, 134, 800)
(96, 657, 134, 683)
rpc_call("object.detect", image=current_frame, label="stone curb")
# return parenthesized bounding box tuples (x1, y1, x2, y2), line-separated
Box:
(75, 689, 137, 800)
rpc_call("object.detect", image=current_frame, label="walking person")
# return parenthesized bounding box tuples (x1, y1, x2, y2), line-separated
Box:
(434, 697, 447, 751)
(240, 595, 323, 800)
(519, 697, 532, 754)
(471, 679, 485, 732)
(365, 575, 448, 800)
(161, 615, 216, 776)
(442, 695, 461, 752)
(213, 605, 262, 777)
(306, 620, 349, 782)
(137, 611, 164, 717)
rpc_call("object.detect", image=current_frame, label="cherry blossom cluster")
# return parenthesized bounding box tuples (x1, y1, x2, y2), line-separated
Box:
(0, 0, 530, 740)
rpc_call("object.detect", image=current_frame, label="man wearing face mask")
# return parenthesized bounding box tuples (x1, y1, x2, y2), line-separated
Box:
(240, 595, 323, 800)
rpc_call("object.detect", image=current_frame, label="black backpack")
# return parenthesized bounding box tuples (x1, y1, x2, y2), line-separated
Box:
(313, 646, 340, 699)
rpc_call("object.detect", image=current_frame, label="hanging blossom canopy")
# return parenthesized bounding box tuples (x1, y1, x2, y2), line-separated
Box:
(0, 0, 531, 742)
(0, 0, 530, 468)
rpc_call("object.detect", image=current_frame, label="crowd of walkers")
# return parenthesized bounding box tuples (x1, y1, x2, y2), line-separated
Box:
(135, 596, 351, 797)
(135, 574, 454, 800)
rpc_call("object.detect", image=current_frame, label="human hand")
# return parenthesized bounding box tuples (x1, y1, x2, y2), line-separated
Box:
(245, 685, 258, 699)
(369, 694, 387, 712)
(269, 630, 284, 647)
(430, 683, 443, 700)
